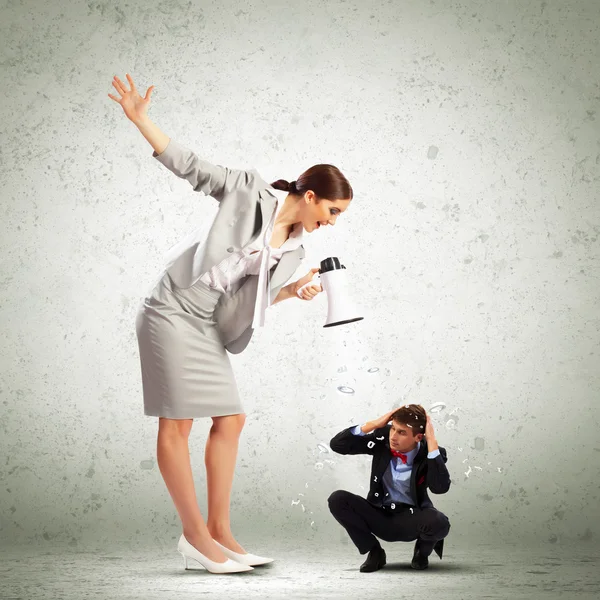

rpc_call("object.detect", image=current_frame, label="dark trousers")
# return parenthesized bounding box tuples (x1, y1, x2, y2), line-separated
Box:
(328, 490, 450, 557)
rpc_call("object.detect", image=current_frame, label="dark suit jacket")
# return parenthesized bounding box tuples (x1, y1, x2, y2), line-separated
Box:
(330, 424, 452, 558)
(330, 424, 451, 510)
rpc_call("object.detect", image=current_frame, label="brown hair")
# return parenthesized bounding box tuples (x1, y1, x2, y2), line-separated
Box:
(391, 404, 426, 435)
(271, 164, 353, 201)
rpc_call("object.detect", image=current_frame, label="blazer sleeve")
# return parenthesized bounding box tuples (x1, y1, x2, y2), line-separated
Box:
(329, 426, 386, 456)
(427, 446, 451, 494)
(152, 138, 253, 202)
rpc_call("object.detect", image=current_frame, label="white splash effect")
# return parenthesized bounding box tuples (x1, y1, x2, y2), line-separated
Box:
(465, 466, 472, 478)
(317, 443, 331, 454)
(291, 499, 300, 506)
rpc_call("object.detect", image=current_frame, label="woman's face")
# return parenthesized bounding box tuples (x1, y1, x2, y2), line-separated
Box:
(298, 191, 351, 233)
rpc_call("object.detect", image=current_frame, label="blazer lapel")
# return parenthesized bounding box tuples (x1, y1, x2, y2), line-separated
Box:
(270, 245, 305, 290)
(410, 442, 428, 501)
(255, 188, 276, 243)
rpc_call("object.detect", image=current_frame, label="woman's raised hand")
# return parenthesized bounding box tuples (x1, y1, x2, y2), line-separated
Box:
(108, 74, 154, 124)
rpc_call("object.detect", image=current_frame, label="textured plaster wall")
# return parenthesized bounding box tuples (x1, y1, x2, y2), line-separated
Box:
(1, 0, 598, 551)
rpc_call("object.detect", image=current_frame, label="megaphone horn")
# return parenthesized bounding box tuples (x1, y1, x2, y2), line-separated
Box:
(297, 257, 364, 328)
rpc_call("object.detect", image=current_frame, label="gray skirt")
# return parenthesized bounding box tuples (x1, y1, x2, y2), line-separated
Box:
(135, 272, 243, 419)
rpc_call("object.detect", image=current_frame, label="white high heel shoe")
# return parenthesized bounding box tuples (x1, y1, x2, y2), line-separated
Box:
(213, 539, 274, 566)
(177, 535, 254, 574)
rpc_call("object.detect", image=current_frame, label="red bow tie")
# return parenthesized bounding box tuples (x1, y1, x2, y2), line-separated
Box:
(391, 450, 408, 464)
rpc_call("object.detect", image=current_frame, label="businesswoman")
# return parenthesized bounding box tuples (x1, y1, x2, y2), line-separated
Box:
(108, 74, 353, 574)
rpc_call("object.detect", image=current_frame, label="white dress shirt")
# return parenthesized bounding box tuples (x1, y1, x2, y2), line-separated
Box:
(199, 188, 303, 328)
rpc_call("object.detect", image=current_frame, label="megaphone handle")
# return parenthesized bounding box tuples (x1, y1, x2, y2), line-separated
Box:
(296, 273, 321, 298)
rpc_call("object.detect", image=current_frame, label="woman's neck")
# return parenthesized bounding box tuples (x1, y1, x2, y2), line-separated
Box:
(274, 194, 301, 229)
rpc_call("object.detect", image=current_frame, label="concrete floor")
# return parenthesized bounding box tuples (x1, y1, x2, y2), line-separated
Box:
(1, 541, 599, 600)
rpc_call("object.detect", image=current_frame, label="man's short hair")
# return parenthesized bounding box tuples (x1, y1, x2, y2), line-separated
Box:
(391, 404, 426, 435)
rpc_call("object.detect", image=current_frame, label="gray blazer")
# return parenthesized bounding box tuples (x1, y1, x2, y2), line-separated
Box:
(151, 139, 305, 354)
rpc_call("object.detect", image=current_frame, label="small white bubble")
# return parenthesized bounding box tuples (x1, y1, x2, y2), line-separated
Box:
(462, 458, 468, 464)
(367, 367, 379, 373)
(465, 466, 472, 478)
(374, 493, 379, 497)
(301, 504, 306, 512)
(314, 462, 324, 470)
(317, 443, 330, 454)
(376, 436, 385, 441)
(291, 499, 300, 506)
(367, 441, 375, 449)
(429, 401, 446, 413)
(310, 521, 315, 527)
(391, 503, 396, 509)
(474, 466, 482, 471)
(337, 386, 355, 395)
(410, 508, 414, 514)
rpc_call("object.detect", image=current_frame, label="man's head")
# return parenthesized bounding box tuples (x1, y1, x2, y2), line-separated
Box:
(388, 404, 427, 453)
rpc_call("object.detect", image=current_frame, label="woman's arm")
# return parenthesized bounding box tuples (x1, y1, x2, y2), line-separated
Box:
(272, 268, 322, 304)
(133, 115, 170, 156)
(109, 73, 251, 201)
(272, 283, 295, 304)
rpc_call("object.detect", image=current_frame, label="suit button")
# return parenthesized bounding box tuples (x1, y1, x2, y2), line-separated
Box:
(227, 247, 234, 253)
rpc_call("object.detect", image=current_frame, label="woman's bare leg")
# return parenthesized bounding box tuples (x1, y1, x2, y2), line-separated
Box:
(156, 417, 228, 562)
(205, 413, 247, 553)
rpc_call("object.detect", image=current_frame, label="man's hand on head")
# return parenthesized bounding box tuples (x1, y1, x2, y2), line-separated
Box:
(425, 415, 439, 452)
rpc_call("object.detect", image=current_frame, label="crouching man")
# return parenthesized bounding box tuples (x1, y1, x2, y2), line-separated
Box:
(328, 405, 451, 572)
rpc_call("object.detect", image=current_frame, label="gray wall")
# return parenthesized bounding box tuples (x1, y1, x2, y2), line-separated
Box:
(1, 0, 598, 551)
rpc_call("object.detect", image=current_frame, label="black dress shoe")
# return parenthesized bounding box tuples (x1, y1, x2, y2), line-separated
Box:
(411, 547, 429, 570)
(360, 544, 387, 572)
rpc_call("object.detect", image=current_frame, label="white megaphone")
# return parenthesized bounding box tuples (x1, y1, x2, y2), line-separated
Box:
(297, 257, 364, 327)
